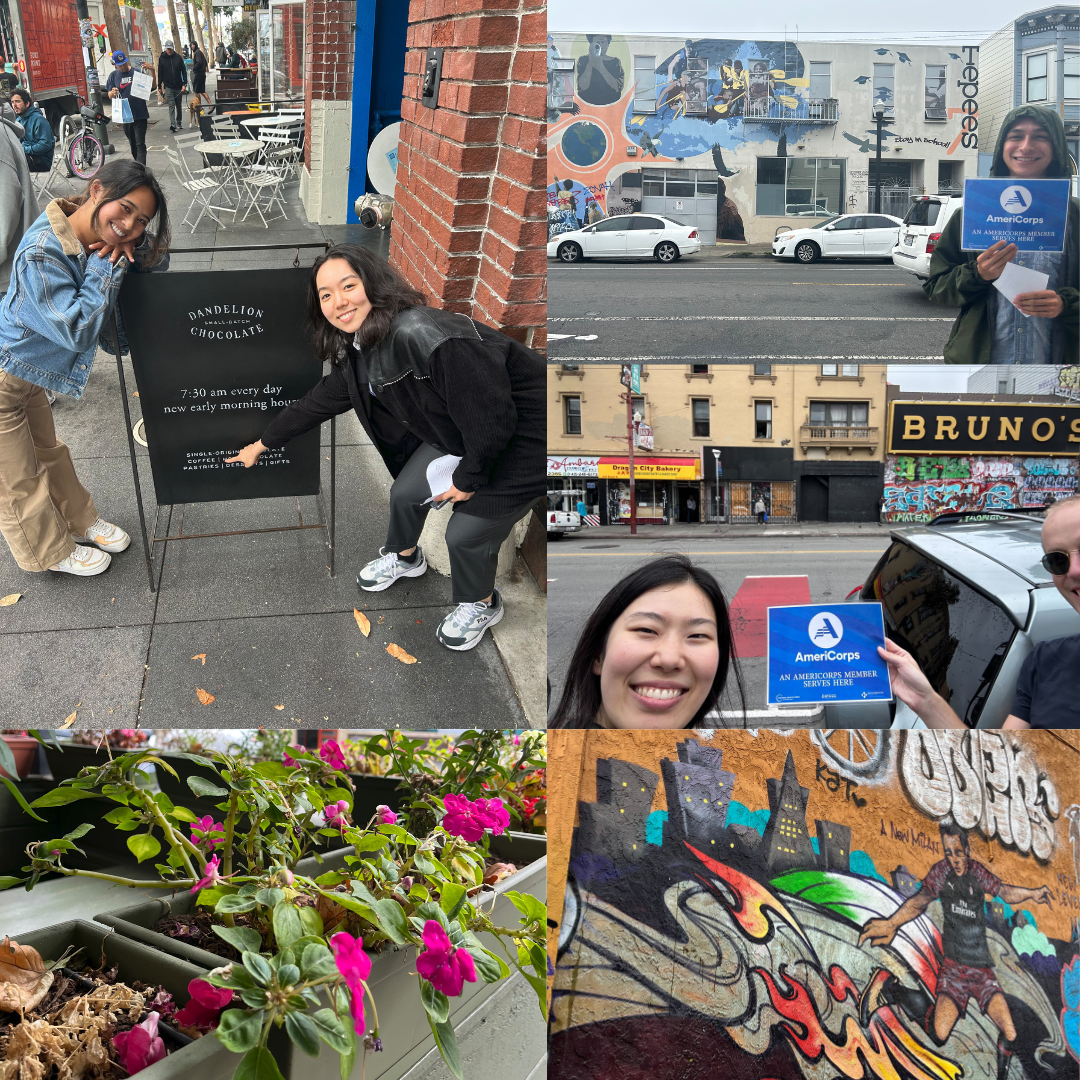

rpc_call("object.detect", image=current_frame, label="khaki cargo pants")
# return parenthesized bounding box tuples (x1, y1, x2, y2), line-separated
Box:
(0, 370, 98, 571)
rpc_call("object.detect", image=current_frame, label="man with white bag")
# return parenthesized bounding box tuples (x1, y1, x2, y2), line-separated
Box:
(106, 50, 156, 166)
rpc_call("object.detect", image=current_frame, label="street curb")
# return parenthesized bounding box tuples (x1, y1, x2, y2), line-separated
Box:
(567, 528, 895, 541)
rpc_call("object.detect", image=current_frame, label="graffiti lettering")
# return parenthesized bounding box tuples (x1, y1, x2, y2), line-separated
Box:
(815, 758, 867, 807)
(899, 731, 1059, 860)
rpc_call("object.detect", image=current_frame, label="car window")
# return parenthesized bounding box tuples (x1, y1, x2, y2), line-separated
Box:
(807, 216, 842, 230)
(663, 217, 688, 227)
(861, 539, 1017, 726)
(866, 216, 899, 229)
(903, 200, 941, 227)
(592, 217, 629, 233)
(831, 217, 860, 230)
(630, 216, 664, 230)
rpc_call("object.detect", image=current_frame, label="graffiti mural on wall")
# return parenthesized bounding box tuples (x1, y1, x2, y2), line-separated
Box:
(550, 731, 1079, 1080)
(882, 456, 1079, 522)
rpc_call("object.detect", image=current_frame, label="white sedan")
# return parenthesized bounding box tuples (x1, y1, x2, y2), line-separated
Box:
(548, 213, 701, 264)
(771, 213, 905, 263)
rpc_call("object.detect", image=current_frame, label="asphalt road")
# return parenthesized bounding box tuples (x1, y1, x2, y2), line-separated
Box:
(547, 258, 960, 362)
(546, 534, 893, 720)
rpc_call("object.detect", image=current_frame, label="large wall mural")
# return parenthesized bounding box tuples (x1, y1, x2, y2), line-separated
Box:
(548, 730, 1079, 1080)
(882, 456, 1079, 523)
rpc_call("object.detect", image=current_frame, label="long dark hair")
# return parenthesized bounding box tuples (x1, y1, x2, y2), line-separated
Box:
(308, 245, 426, 363)
(73, 159, 170, 266)
(550, 555, 745, 728)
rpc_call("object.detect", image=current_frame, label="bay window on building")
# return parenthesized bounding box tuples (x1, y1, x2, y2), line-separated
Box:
(1066, 52, 1079, 99)
(756, 158, 845, 216)
(809, 401, 869, 434)
(873, 63, 895, 118)
(1027, 53, 1048, 102)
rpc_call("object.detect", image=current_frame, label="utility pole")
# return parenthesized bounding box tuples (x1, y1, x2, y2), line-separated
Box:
(74, 0, 113, 154)
(873, 98, 885, 214)
(621, 365, 638, 536)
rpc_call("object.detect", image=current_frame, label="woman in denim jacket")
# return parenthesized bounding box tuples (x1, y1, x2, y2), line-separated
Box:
(0, 159, 169, 576)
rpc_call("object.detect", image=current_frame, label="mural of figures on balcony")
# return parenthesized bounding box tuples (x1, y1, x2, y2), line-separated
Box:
(548, 730, 1080, 1080)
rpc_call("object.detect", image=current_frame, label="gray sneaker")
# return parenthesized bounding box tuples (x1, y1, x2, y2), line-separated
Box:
(436, 589, 504, 651)
(356, 546, 427, 592)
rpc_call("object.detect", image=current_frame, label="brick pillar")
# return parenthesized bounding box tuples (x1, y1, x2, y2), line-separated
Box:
(390, 0, 546, 352)
(300, 0, 355, 223)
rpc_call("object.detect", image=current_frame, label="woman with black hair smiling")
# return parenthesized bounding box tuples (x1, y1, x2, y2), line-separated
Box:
(550, 555, 745, 728)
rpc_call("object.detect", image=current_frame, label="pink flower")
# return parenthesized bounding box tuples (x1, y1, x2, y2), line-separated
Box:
(441, 794, 488, 843)
(324, 800, 350, 830)
(476, 797, 509, 836)
(376, 804, 397, 826)
(512, 735, 521, 746)
(330, 932, 372, 1034)
(190, 854, 222, 895)
(174, 978, 233, 1031)
(319, 739, 346, 770)
(113, 1011, 166, 1073)
(190, 816, 224, 849)
(415, 920, 476, 997)
(283, 744, 306, 767)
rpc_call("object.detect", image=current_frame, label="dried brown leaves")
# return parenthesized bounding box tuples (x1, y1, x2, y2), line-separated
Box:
(0, 937, 51, 1012)
(385, 643, 418, 664)
(353, 609, 371, 637)
(195, 688, 215, 705)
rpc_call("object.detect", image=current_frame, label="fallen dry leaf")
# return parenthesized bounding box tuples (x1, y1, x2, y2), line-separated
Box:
(274, 704, 284, 710)
(195, 688, 215, 705)
(0, 936, 53, 1011)
(386, 643, 418, 664)
(132, 390, 139, 397)
(377, 615, 385, 624)
(59, 711, 77, 728)
(0, 593, 21, 607)
(191, 653, 206, 665)
(353, 608, 371, 637)
(482, 862, 517, 887)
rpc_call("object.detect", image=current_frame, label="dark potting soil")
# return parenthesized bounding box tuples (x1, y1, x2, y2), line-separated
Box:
(153, 908, 251, 960)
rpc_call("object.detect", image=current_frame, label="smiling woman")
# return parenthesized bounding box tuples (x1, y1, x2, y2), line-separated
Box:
(550, 554, 746, 727)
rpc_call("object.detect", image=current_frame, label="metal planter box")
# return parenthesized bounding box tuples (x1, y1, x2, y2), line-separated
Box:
(12, 919, 232, 1080)
(95, 833, 546, 1080)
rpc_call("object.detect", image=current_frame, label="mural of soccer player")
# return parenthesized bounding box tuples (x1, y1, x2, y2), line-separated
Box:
(575, 35, 624, 106)
(858, 822, 1054, 1080)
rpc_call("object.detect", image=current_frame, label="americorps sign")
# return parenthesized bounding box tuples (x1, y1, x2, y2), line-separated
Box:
(120, 268, 321, 505)
(960, 177, 1070, 252)
(888, 400, 1080, 456)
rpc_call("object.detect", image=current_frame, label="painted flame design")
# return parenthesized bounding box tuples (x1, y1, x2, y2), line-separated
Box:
(756, 966, 962, 1080)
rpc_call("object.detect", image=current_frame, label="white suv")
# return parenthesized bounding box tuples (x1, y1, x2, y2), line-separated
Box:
(547, 214, 701, 264)
(891, 195, 962, 281)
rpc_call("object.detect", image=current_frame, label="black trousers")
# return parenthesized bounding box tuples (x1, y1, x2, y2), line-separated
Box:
(123, 120, 148, 165)
(384, 443, 533, 604)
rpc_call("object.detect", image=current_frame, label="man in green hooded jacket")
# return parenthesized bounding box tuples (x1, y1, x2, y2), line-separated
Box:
(924, 104, 1078, 363)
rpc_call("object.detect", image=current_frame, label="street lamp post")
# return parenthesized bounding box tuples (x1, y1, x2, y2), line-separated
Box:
(872, 98, 886, 214)
(711, 448, 721, 524)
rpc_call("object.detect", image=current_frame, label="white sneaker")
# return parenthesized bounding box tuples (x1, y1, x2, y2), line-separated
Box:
(49, 544, 111, 576)
(356, 546, 427, 592)
(72, 517, 131, 554)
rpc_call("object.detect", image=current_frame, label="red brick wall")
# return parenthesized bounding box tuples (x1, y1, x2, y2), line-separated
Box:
(390, 0, 546, 352)
(303, 0, 356, 172)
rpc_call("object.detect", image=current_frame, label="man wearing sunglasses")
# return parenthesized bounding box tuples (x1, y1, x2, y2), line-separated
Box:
(882, 495, 1080, 728)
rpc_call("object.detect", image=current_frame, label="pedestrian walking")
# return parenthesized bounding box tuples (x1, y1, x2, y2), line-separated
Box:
(158, 40, 188, 132)
(227, 246, 545, 652)
(686, 495, 697, 522)
(8, 89, 54, 173)
(0, 108, 38, 298)
(576, 497, 587, 519)
(0, 160, 170, 577)
(550, 555, 746, 728)
(190, 44, 209, 113)
(105, 50, 156, 167)
(215, 41, 228, 68)
(925, 104, 1078, 364)
(754, 495, 766, 524)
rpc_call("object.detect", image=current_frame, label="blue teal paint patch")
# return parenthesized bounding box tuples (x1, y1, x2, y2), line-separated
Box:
(646, 810, 668, 845)
(850, 850, 889, 884)
(811, 838, 820, 854)
(723, 801, 770, 836)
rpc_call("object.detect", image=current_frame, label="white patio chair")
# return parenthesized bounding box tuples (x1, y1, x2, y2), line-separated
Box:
(240, 154, 289, 228)
(164, 146, 235, 232)
(258, 129, 301, 182)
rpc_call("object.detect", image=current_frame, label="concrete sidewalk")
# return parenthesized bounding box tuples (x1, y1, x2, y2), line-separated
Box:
(561, 521, 896, 541)
(3, 89, 545, 727)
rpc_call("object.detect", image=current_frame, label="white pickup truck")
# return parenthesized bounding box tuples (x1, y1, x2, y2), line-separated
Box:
(547, 490, 583, 539)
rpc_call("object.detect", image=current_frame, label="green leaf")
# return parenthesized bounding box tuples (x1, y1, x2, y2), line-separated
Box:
(216, 894, 258, 915)
(253, 761, 294, 780)
(298, 906, 324, 940)
(300, 943, 337, 980)
(277, 963, 300, 988)
(169, 752, 216, 768)
(349, 880, 378, 906)
(127, 833, 161, 863)
(376, 823, 414, 842)
(212, 925, 263, 955)
(273, 901, 303, 949)
(104, 806, 140, 831)
(63, 822, 95, 842)
(439, 882, 467, 922)
(521, 970, 547, 1018)
(427, 1013, 463, 1080)
(255, 887, 284, 908)
(316, 889, 376, 924)
(239, 988, 269, 1008)
(338, 1024, 357, 1080)
(232, 1047, 286, 1080)
(465, 944, 506, 984)
(0, 876, 27, 890)
(420, 978, 450, 1024)
(313, 871, 346, 887)
(242, 951, 273, 987)
(168, 805, 199, 823)
(352, 833, 389, 853)
(311, 1009, 352, 1055)
(415, 902, 450, 932)
(284, 1012, 321, 1058)
(215, 1009, 262, 1053)
(207, 965, 257, 991)
(153, 791, 175, 813)
(188, 776, 229, 797)
(195, 884, 228, 907)
(0, 738, 18, 780)
(372, 898, 410, 944)
(506, 890, 546, 927)
(30, 787, 98, 808)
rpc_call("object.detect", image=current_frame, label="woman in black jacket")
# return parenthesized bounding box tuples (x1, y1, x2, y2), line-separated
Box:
(227, 246, 545, 652)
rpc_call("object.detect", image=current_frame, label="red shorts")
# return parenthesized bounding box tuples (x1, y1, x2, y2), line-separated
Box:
(936, 956, 1003, 1014)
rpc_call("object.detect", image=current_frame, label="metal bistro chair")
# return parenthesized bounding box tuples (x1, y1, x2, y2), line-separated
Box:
(173, 129, 229, 187)
(164, 145, 235, 232)
(240, 147, 289, 228)
(258, 128, 301, 183)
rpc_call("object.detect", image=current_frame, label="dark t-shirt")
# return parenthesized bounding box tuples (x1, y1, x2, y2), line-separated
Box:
(1012, 635, 1080, 728)
(105, 69, 149, 122)
(921, 858, 1001, 967)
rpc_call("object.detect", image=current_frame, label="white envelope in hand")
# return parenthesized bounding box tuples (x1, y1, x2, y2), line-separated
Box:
(425, 453, 463, 505)
(993, 261, 1050, 318)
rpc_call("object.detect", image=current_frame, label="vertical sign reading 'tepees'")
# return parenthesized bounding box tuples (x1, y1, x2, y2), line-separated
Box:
(120, 268, 322, 505)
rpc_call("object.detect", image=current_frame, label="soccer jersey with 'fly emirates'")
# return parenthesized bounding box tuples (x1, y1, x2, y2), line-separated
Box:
(920, 858, 1002, 967)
